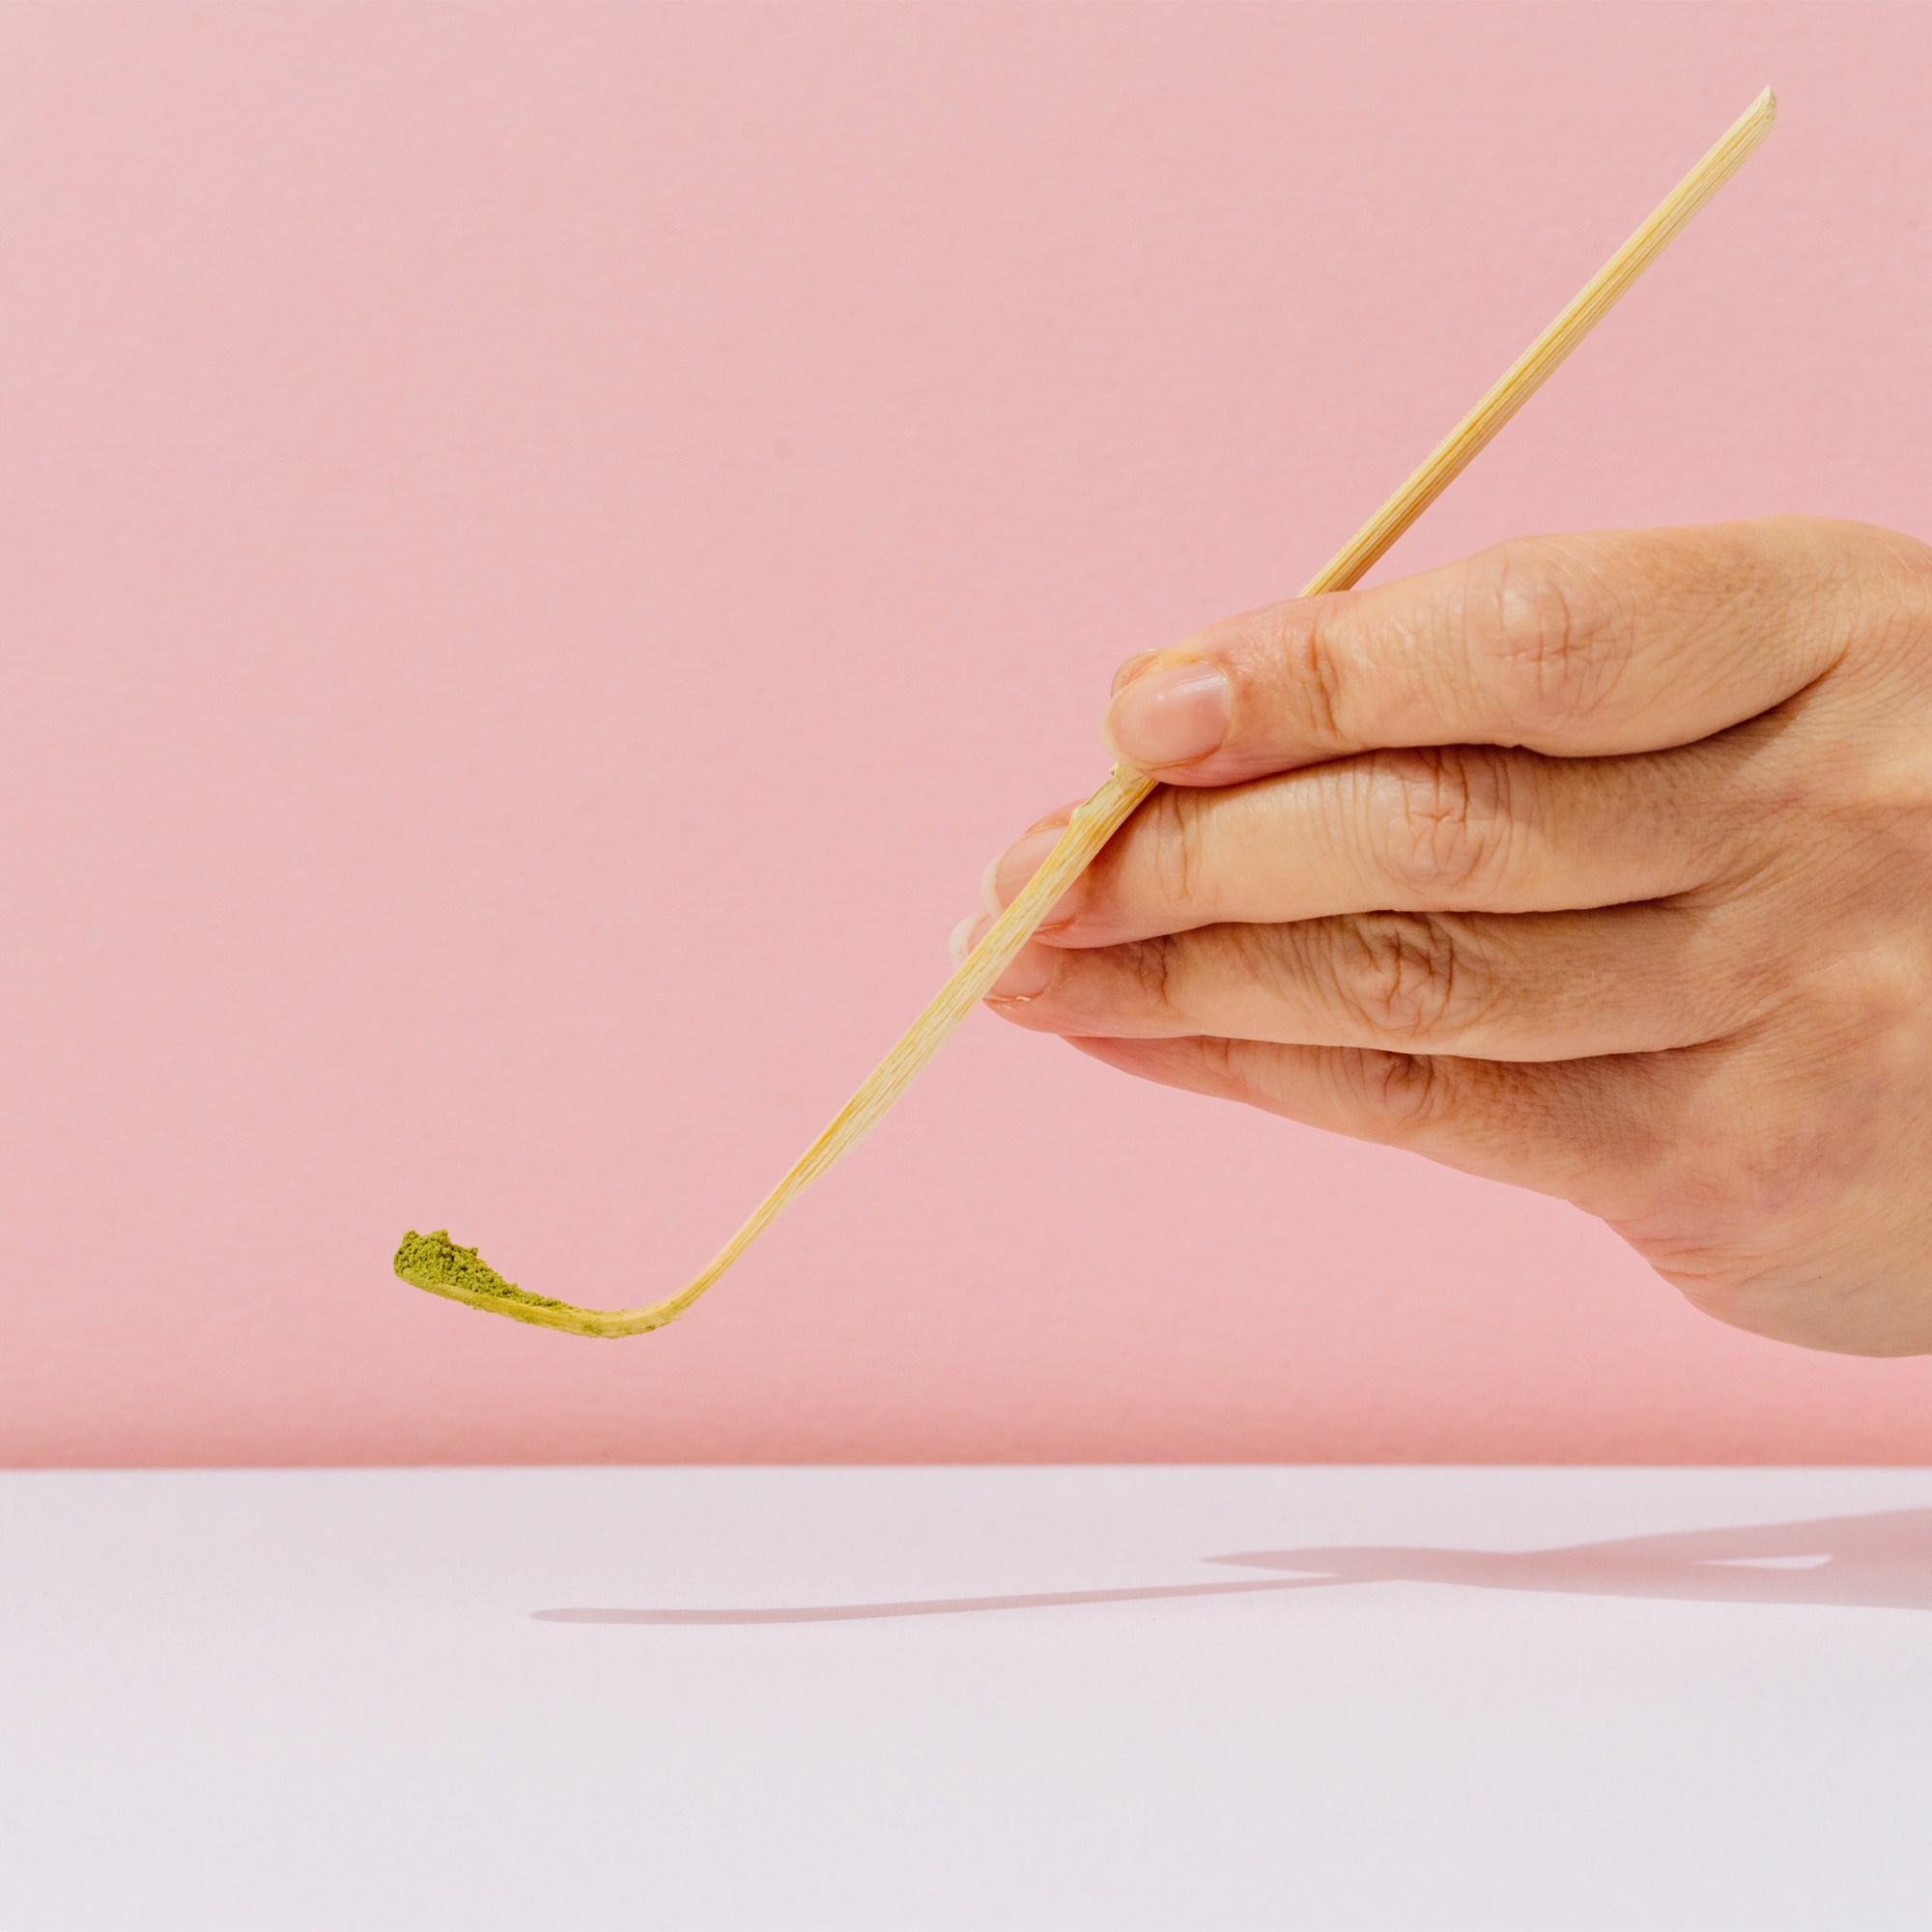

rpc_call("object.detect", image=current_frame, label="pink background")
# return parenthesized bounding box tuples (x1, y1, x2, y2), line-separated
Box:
(5, 2, 1931, 1468)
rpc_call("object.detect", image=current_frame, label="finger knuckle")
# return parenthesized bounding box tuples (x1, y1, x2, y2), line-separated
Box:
(1482, 540, 1636, 730)
(1196, 1034, 1264, 1107)
(1373, 748, 1516, 896)
(1122, 934, 1184, 1015)
(1141, 787, 1216, 915)
(1293, 603, 1352, 745)
(1326, 1047, 1451, 1140)
(1331, 912, 1480, 1045)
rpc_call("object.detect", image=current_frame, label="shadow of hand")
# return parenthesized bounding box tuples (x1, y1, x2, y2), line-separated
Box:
(535, 1506, 1932, 1626)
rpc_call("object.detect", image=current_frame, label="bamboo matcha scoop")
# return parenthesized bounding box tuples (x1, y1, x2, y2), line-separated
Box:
(396, 88, 1777, 1337)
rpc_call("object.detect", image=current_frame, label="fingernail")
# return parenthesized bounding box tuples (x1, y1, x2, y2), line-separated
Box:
(1111, 650, 1161, 696)
(1103, 660, 1232, 769)
(981, 826, 1071, 918)
(947, 913, 1056, 1000)
(987, 940, 1056, 1002)
(948, 912, 989, 968)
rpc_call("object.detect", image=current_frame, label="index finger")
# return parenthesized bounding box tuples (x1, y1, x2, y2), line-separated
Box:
(1101, 517, 1893, 786)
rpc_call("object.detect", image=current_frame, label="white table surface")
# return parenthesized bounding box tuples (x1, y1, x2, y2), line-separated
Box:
(5, 1464, 1931, 1931)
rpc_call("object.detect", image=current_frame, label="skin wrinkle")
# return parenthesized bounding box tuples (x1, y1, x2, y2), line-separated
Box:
(1606, 748, 1738, 898)
(1326, 912, 1471, 1049)
(1813, 521, 1897, 659)
(1502, 539, 1712, 742)
(1200, 1034, 1261, 1110)
(1510, 543, 1650, 735)
(1356, 1048, 1447, 1140)
(1490, 542, 1609, 730)
(1381, 746, 1518, 900)
(1523, 527, 1835, 746)
(1393, 594, 1468, 752)
(1662, 531, 1799, 683)
(1154, 786, 1211, 920)
(1296, 600, 1351, 752)
(1133, 930, 1184, 1019)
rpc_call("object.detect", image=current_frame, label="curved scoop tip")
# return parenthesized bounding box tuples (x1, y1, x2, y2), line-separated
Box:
(394, 1229, 574, 1319)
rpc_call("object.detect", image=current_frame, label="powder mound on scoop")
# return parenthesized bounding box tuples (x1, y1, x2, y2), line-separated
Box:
(392, 1229, 575, 1316)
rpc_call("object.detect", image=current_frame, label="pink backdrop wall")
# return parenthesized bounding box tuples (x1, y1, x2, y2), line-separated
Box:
(6, 2, 1931, 1467)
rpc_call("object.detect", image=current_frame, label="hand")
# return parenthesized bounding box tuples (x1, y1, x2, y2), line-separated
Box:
(953, 518, 1932, 1356)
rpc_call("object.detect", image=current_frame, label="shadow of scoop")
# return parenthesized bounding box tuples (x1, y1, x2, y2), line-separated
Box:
(533, 1505, 1932, 1627)
(535, 1577, 1330, 1626)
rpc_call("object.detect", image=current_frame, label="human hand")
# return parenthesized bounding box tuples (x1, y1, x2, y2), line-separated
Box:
(952, 518, 1932, 1355)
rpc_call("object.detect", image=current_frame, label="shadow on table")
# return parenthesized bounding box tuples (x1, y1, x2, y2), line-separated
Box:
(533, 1505, 1932, 1625)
